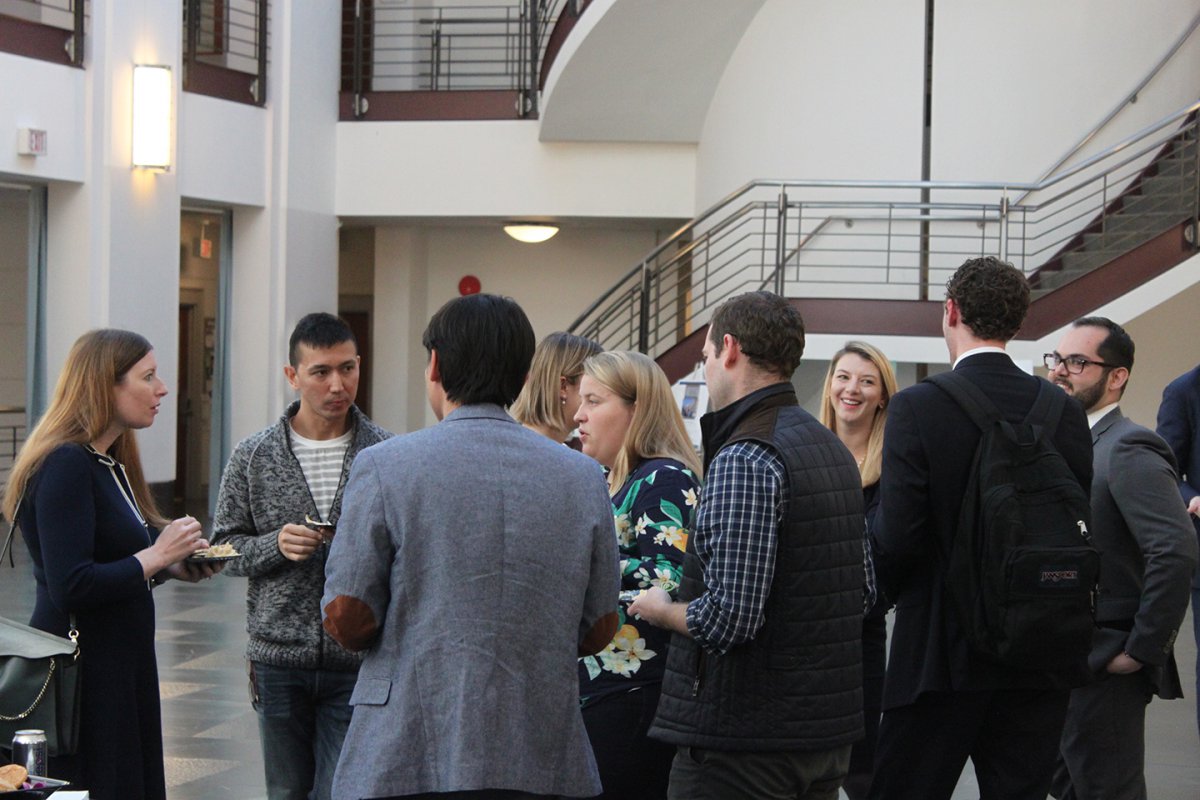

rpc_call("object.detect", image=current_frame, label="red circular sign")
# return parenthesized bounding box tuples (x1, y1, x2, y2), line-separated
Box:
(459, 275, 481, 295)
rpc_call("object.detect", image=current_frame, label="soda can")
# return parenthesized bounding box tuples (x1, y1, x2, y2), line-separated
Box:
(11, 729, 47, 779)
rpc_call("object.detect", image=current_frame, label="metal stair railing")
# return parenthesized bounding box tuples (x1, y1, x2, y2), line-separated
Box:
(345, 0, 577, 119)
(569, 99, 1200, 357)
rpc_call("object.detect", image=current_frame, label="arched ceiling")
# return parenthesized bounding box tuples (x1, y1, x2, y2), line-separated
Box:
(539, 0, 768, 143)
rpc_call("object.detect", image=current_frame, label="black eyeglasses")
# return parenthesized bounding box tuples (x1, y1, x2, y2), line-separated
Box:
(1043, 352, 1119, 375)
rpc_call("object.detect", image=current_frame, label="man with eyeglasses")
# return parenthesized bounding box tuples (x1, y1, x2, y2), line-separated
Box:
(1047, 317, 1196, 800)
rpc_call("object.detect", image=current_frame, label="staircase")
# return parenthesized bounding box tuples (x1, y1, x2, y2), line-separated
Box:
(1030, 124, 1198, 298)
(569, 101, 1200, 380)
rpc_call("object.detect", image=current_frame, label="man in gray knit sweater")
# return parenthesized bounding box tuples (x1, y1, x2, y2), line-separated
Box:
(213, 313, 392, 800)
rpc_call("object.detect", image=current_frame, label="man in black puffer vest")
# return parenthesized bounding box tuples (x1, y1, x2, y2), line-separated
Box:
(631, 291, 865, 800)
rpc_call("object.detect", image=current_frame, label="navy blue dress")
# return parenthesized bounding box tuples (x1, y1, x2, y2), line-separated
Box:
(20, 443, 166, 800)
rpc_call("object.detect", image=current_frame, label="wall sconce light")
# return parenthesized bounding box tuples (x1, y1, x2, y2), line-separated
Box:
(503, 222, 559, 243)
(132, 64, 172, 170)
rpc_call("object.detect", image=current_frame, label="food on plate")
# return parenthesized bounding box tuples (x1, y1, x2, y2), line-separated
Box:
(191, 542, 239, 558)
(0, 763, 28, 790)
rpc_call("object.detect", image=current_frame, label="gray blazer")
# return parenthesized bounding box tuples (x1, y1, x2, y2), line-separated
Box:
(322, 404, 618, 799)
(1089, 408, 1198, 697)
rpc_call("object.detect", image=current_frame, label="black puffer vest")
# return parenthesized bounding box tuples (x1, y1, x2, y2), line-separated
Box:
(650, 383, 865, 751)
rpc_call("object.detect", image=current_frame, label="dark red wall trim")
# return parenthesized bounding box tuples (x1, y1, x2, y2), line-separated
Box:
(185, 61, 260, 106)
(539, 0, 592, 89)
(338, 90, 530, 121)
(0, 14, 77, 67)
(1020, 222, 1194, 338)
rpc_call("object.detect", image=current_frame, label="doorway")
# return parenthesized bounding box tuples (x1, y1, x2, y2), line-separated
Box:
(177, 209, 229, 515)
(0, 184, 32, 488)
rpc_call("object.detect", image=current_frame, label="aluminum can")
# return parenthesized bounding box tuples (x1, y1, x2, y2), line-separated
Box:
(11, 729, 47, 779)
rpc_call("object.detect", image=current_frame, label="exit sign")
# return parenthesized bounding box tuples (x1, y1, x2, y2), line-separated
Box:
(18, 129, 47, 157)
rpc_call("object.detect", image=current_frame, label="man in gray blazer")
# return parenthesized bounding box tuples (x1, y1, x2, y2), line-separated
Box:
(322, 294, 620, 800)
(1046, 317, 1197, 800)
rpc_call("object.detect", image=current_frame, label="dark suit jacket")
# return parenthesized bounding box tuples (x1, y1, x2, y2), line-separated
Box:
(871, 352, 1093, 710)
(1156, 365, 1200, 589)
(1088, 408, 1196, 697)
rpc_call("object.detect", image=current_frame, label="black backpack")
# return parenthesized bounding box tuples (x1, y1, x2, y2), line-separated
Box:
(926, 371, 1099, 673)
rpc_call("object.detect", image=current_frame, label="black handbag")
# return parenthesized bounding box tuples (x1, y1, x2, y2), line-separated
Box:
(0, 615, 82, 757)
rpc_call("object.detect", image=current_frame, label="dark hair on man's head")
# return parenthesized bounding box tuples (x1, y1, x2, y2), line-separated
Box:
(1074, 316, 1135, 372)
(708, 291, 805, 379)
(289, 313, 357, 367)
(945, 256, 1030, 342)
(422, 294, 536, 406)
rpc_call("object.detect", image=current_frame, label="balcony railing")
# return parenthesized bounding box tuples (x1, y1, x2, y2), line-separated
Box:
(341, 0, 587, 121)
(0, 406, 26, 493)
(182, 0, 269, 106)
(0, 0, 86, 66)
(569, 101, 1200, 357)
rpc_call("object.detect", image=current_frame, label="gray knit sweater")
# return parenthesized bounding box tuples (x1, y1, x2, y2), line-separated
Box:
(212, 402, 393, 671)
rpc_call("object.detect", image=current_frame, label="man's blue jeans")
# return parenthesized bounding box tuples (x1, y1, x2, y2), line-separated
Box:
(250, 661, 357, 800)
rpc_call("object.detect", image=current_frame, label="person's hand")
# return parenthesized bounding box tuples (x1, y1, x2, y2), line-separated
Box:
(1106, 652, 1143, 674)
(135, 516, 205, 577)
(1187, 496, 1200, 517)
(628, 587, 672, 624)
(165, 559, 226, 583)
(277, 523, 324, 562)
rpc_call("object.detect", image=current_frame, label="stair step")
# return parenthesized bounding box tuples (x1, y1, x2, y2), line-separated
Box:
(1081, 229, 1150, 252)
(1060, 249, 1119, 274)
(1138, 172, 1197, 200)
(1104, 207, 1188, 236)
(1124, 188, 1185, 211)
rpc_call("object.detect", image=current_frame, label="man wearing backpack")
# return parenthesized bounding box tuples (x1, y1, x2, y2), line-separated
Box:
(868, 256, 1094, 800)
(1047, 317, 1196, 800)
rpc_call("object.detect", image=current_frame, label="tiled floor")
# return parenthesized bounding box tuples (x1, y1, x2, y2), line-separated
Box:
(2, 540, 1198, 799)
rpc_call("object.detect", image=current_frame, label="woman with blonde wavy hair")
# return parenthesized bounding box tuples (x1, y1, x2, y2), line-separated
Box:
(4, 329, 219, 800)
(819, 339, 898, 800)
(511, 331, 602, 445)
(572, 350, 702, 800)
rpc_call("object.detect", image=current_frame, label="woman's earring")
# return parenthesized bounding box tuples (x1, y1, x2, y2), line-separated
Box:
(560, 396, 567, 405)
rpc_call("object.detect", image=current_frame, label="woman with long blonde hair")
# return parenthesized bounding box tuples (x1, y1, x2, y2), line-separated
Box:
(819, 340, 898, 800)
(4, 329, 219, 800)
(511, 331, 602, 445)
(572, 350, 702, 799)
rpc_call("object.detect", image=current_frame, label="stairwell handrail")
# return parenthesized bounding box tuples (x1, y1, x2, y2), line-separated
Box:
(1024, 97, 1200, 202)
(568, 96, 1200, 335)
(1012, 9, 1200, 206)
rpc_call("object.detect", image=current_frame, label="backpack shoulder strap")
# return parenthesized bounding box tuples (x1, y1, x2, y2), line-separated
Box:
(1022, 378, 1067, 436)
(924, 370, 1002, 433)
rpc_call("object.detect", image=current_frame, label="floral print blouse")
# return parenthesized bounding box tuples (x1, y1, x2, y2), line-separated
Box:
(579, 457, 701, 705)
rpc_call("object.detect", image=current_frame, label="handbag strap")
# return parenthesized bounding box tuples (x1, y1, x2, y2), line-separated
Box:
(0, 614, 78, 722)
(1, 499, 21, 568)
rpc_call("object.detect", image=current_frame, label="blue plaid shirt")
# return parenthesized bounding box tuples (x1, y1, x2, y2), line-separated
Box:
(685, 441, 787, 655)
(683, 441, 878, 655)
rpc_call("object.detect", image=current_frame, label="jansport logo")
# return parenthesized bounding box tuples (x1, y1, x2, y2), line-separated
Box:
(1040, 568, 1080, 586)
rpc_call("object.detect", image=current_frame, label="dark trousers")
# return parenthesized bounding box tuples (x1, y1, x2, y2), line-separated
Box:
(581, 684, 674, 800)
(843, 609, 887, 800)
(1051, 670, 1153, 800)
(1193, 586, 1200, 738)
(868, 688, 1070, 800)
(666, 743, 851, 800)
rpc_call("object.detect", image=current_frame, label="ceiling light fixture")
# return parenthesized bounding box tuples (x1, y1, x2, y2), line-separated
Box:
(503, 223, 559, 243)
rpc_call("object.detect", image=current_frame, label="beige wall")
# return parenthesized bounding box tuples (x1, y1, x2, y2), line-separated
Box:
(1122, 280, 1200, 429)
(0, 188, 28, 408)
(353, 221, 681, 433)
